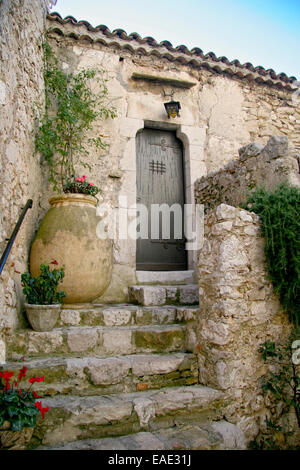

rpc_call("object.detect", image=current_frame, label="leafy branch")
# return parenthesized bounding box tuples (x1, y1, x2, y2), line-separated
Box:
(251, 330, 300, 449)
(35, 41, 117, 192)
(242, 183, 300, 326)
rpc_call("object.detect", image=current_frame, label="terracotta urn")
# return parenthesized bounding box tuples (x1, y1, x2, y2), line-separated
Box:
(29, 193, 112, 305)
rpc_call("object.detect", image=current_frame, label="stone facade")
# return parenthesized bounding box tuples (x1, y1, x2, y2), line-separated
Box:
(43, 14, 300, 303)
(0, 0, 49, 355)
(0, 2, 299, 449)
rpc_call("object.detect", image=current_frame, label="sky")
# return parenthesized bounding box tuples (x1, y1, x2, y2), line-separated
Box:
(53, 0, 300, 79)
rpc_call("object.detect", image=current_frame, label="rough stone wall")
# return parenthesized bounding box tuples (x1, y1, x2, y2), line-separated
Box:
(196, 203, 297, 446)
(0, 0, 48, 355)
(195, 136, 300, 211)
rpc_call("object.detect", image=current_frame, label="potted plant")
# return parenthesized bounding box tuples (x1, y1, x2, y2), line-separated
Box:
(0, 367, 49, 449)
(30, 42, 115, 305)
(21, 261, 66, 332)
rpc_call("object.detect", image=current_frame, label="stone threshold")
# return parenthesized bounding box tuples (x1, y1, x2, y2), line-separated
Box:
(136, 270, 195, 285)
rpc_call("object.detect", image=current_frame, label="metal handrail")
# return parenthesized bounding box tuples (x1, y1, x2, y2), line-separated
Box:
(0, 199, 33, 275)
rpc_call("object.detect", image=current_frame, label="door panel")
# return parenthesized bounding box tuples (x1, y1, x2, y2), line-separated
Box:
(136, 128, 187, 271)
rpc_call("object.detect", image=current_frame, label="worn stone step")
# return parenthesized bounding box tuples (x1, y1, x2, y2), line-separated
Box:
(7, 324, 187, 360)
(58, 304, 198, 328)
(128, 285, 199, 306)
(136, 270, 195, 286)
(3, 352, 199, 397)
(29, 385, 226, 448)
(35, 421, 246, 450)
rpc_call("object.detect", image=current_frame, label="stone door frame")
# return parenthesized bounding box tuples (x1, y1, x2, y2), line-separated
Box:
(119, 118, 207, 276)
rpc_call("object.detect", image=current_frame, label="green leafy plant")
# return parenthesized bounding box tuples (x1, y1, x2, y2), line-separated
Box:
(249, 420, 283, 450)
(250, 329, 300, 449)
(35, 41, 116, 192)
(64, 174, 99, 197)
(242, 183, 300, 326)
(0, 367, 49, 432)
(21, 261, 66, 305)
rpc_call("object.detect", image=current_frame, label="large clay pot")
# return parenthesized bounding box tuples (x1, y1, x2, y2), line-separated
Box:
(30, 194, 112, 305)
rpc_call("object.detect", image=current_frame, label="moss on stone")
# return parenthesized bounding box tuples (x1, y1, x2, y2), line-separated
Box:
(134, 329, 184, 352)
(34, 206, 97, 244)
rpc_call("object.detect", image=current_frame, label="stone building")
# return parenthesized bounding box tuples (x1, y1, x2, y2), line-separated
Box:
(0, 0, 299, 449)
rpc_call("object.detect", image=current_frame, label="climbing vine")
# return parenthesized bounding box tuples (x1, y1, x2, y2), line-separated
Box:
(250, 329, 300, 450)
(35, 41, 117, 192)
(243, 183, 300, 326)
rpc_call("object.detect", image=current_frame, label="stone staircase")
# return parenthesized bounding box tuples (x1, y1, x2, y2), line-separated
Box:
(4, 281, 246, 450)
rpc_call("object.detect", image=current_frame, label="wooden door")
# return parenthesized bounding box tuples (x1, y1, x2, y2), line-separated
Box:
(136, 128, 187, 271)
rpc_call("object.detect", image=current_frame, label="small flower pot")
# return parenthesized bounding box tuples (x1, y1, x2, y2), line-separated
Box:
(0, 421, 34, 450)
(25, 303, 61, 332)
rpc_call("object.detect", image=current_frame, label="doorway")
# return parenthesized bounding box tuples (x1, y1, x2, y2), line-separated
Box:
(136, 128, 187, 271)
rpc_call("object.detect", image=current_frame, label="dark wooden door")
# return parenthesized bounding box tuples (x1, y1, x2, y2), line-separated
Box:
(136, 128, 187, 271)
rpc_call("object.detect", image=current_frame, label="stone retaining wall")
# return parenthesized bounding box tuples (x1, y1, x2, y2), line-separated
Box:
(196, 203, 298, 446)
(195, 136, 300, 211)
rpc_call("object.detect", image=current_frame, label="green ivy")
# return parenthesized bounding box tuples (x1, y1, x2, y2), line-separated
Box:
(250, 330, 300, 449)
(242, 183, 300, 326)
(35, 41, 117, 192)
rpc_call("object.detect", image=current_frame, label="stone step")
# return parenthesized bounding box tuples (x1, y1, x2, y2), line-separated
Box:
(58, 304, 198, 328)
(35, 421, 246, 450)
(7, 324, 187, 360)
(136, 270, 195, 286)
(29, 385, 226, 448)
(128, 285, 199, 306)
(3, 352, 199, 397)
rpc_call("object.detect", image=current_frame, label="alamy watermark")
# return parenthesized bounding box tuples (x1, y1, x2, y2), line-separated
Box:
(96, 196, 204, 251)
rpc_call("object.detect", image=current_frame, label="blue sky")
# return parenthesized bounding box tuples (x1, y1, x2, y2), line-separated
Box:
(54, 0, 300, 79)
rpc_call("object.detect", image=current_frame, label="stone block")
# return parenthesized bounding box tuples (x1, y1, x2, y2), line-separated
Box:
(216, 204, 237, 221)
(102, 308, 132, 326)
(60, 310, 81, 326)
(134, 325, 185, 352)
(67, 328, 99, 353)
(262, 135, 290, 160)
(179, 286, 199, 305)
(86, 357, 130, 385)
(129, 286, 167, 306)
(102, 328, 133, 354)
(210, 421, 247, 450)
(238, 142, 263, 161)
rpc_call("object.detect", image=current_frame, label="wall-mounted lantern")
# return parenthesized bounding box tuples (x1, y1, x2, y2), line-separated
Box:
(164, 100, 181, 119)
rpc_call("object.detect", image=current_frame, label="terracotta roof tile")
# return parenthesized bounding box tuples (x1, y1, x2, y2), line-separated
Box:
(47, 12, 298, 90)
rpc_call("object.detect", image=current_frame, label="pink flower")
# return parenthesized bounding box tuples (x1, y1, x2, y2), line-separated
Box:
(82, 175, 87, 181)
(75, 177, 84, 183)
(88, 182, 94, 186)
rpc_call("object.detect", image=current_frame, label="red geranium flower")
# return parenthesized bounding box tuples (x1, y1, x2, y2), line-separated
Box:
(35, 401, 49, 419)
(18, 366, 27, 381)
(29, 376, 44, 384)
